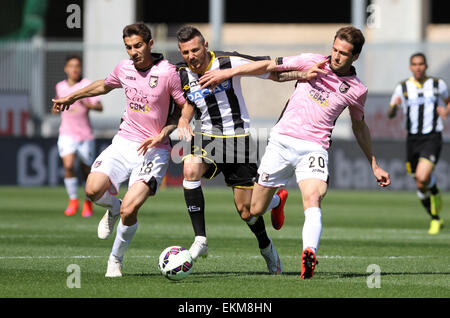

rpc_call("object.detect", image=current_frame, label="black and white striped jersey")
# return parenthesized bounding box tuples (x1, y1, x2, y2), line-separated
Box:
(177, 51, 270, 137)
(391, 77, 449, 135)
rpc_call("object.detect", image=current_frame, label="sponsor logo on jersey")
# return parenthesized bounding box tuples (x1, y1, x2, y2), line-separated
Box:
(187, 80, 231, 102)
(129, 102, 151, 113)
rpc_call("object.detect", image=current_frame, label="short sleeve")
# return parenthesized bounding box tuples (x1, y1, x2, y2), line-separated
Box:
(104, 62, 123, 89)
(230, 55, 270, 79)
(439, 79, 449, 101)
(274, 53, 318, 72)
(348, 89, 367, 121)
(168, 68, 186, 106)
(389, 84, 403, 106)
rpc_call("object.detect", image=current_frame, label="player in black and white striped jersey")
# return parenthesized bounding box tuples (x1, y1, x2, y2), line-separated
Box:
(388, 52, 450, 235)
(175, 26, 289, 274)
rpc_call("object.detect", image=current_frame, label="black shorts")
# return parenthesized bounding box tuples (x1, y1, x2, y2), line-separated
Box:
(406, 132, 442, 174)
(184, 133, 258, 188)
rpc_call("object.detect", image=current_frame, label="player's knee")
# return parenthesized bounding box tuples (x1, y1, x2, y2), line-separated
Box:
(85, 183, 105, 202)
(250, 201, 264, 217)
(120, 203, 138, 223)
(415, 178, 428, 192)
(302, 192, 324, 209)
(183, 162, 205, 181)
(237, 205, 251, 221)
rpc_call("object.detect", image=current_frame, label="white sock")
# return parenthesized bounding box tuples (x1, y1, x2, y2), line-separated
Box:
(417, 190, 431, 200)
(110, 220, 138, 262)
(64, 177, 78, 200)
(266, 193, 281, 211)
(95, 191, 121, 216)
(302, 207, 322, 253)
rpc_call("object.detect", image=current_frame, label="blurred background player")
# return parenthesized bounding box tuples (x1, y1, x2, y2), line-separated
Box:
(388, 52, 450, 235)
(176, 26, 288, 274)
(52, 22, 188, 277)
(53, 54, 103, 218)
(199, 26, 391, 279)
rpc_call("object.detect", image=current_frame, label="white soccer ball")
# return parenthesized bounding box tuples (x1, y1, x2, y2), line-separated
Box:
(158, 246, 194, 281)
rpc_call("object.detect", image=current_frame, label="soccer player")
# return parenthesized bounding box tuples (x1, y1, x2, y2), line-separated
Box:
(175, 26, 288, 274)
(199, 26, 391, 279)
(52, 22, 188, 277)
(53, 54, 103, 218)
(388, 52, 450, 235)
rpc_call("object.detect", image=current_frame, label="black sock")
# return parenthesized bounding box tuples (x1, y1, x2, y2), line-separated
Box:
(247, 217, 271, 249)
(420, 197, 440, 220)
(430, 184, 439, 195)
(184, 186, 206, 237)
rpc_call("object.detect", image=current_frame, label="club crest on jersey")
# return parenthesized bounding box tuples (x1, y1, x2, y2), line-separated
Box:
(339, 81, 350, 94)
(149, 76, 159, 88)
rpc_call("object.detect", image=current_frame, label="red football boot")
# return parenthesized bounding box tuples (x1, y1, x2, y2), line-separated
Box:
(64, 199, 79, 216)
(271, 188, 288, 230)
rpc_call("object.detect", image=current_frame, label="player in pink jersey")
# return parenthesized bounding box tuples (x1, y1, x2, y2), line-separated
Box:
(52, 54, 103, 218)
(52, 23, 189, 277)
(199, 26, 391, 279)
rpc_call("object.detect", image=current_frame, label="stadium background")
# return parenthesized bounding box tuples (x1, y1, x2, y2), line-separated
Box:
(1, 0, 450, 190)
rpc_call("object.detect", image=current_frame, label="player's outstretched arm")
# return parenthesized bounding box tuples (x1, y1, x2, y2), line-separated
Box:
(199, 60, 276, 89)
(52, 80, 113, 113)
(351, 117, 391, 187)
(271, 60, 328, 82)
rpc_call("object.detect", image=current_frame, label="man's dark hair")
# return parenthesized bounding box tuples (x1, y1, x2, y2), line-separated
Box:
(122, 22, 152, 43)
(65, 54, 82, 65)
(410, 52, 427, 66)
(176, 25, 205, 44)
(334, 26, 365, 56)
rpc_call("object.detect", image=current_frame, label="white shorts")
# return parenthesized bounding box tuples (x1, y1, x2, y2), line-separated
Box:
(91, 134, 170, 195)
(257, 132, 329, 187)
(57, 135, 95, 166)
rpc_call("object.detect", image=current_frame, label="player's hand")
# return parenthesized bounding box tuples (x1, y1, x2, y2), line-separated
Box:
(394, 96, 402, 106)
(199, 69, 231, 90)
(304, 60, 329, 80)
(52, 96, 75, 112)
(177, 118, 194, 142)
(137, 135, 165, 156)
(373, 166, 391, 187)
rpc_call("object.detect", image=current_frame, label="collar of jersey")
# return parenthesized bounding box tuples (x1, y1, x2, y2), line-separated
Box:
(408, 76, 429, 88)
(191, 51, 215, 75)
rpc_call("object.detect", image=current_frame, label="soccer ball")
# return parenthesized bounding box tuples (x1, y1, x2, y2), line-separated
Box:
(158, 246, 194, 281)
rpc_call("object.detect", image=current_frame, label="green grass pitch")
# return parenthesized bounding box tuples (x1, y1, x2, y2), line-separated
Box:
(0, 186, 449, 298)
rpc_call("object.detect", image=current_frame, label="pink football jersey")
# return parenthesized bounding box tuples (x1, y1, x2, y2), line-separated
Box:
(104, 54, 186, 147)
(273, 53, 368, 150)
(56, 78, 101, 141)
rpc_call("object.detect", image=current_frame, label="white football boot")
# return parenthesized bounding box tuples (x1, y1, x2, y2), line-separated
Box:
(97, 201, 121, 240)
(189, 236, 208, 260)
(105, 258, 122, 277)
(260, 238, 282, 275)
